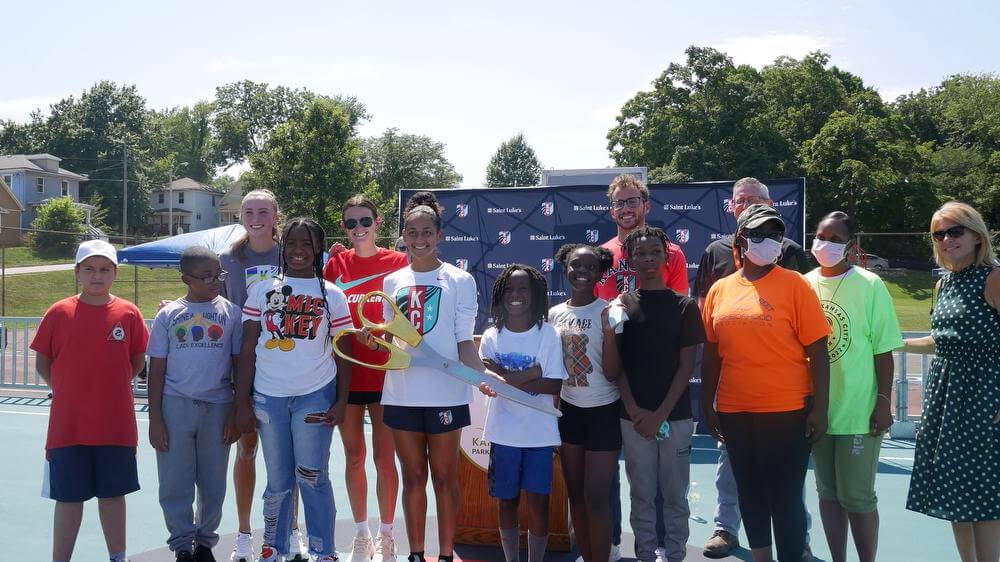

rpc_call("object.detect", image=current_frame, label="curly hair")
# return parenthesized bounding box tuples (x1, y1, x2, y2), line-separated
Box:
(622, 226, 670, 260)
(279, 217, 332, 344)
(554, 243, 613, 273)
(490, 264, 549, 330)
(606, 174, 649, 202)
(403, 191, 444, 231)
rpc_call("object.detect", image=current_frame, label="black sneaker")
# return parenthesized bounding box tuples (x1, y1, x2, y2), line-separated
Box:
(194, 545, 216, 562)
(175, 550, 194, 560)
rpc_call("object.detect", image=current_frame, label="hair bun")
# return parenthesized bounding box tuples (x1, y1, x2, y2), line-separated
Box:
(405, 191, 443, 217)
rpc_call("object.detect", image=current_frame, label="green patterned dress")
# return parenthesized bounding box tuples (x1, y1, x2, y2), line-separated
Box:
(906, 265, 1000, 521)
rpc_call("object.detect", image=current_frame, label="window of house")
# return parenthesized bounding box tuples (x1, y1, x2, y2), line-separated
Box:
(178, 192, 185, 204)
(36, 177, 44, 193)
(158, 193, 164, 204)
(61, 181, 69, 196)
(196, 213, 202, 220)
(2, 175, 11, 188)
(212, 196, 216, 207)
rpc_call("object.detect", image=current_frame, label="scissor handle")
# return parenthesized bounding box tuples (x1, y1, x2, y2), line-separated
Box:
(333, 329, 413, 371)
(355, 291, 423, 347)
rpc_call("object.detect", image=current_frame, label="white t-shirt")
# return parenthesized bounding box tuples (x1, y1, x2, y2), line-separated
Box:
(242, 276, 352, 397)
(480, 324, 568, 448)
(549, 299, 620, 407)
(381, 263, 478, 407)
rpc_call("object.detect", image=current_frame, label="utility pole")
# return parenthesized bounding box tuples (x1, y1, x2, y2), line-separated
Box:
(122, 139, 128, 246)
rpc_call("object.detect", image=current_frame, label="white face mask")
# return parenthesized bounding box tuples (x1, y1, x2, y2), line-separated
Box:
(743, 237, 782, 266)
(811, 239, 848, 268)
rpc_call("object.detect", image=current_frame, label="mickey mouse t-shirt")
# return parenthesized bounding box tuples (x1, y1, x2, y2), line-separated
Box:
(243, 276, 352, 397)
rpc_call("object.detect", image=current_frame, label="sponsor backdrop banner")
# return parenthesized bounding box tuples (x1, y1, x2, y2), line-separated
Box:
(400, 178, 805, 334)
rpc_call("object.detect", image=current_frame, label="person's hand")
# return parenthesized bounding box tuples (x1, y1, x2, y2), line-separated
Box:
(634, 411, 663, 441)
(630, 407, 653, 438)
(328, 242, 347, 256)
(357, 327, 379, 350)
(483, 358, 508, 376)
(149, 415, 169, 452)
(703, 407, 724, 443)
(619, 290, 644, 322)
(479, 382, 497, 397)
(601, 305, 615, 335)
(223, 410, 240, 444)
(157, 299, 172, 312)
(235, 401, 255, 434)
(805, 407, 828, 444)
(869, 401, 893, 436)
(322, 401, 348, 427)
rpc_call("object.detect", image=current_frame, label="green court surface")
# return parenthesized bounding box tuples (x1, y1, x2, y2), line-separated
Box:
(1, 402, 952, 561)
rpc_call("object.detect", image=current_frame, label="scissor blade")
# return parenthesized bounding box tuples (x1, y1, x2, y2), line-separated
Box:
(408, 354, 561, 418)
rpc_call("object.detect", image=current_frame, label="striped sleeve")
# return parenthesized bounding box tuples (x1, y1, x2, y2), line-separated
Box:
(326, 283, 353, 336)
(242, 282, 262, 322)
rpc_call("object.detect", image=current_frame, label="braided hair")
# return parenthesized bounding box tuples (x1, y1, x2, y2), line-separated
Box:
(279, 217, 333, 346)
(622, 226, 670, 260)
(554, 243, 613, 274)
(491, 264, 549, 330)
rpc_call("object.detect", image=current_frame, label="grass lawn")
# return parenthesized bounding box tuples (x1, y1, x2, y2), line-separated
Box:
(0, 246, 75, 268)
(2, 266, 187, 318)
(881, 268, 935, 332)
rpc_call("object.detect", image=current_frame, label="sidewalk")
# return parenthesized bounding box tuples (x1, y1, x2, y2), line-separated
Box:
(1, 263, 74, 275)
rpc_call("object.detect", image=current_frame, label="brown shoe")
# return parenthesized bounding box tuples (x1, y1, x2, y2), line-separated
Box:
(702, 530, 739, 558)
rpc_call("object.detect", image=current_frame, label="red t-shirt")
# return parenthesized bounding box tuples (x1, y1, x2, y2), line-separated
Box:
(323, 248, 409, 392)
(594, 236, 690, 299)
(30, 296, 149, 453)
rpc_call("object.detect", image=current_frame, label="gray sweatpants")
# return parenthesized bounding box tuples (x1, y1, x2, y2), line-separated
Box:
(156, 395, 232, 552)
(621, 418, 694, 562)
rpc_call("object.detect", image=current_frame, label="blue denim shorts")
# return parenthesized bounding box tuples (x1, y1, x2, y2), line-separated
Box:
(383, 404, 470, 434)
(488, 443, 554, 499)
(44, 445, 139, 502)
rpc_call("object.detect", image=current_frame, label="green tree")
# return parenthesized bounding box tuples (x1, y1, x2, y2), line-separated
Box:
(29, 197, 87, 255)
(245, 97, 374, 229)
(148, 101, 218, 183)
(486, 133, 541, 187)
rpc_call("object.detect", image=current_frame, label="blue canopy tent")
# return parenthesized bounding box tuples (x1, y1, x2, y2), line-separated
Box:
(118, 224, 246, 268)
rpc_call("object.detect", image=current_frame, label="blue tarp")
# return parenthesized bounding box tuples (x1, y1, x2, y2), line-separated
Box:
(118, 224, 246, 268)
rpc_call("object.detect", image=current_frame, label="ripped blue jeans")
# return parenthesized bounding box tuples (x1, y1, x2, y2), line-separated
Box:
(254, 379, 337, 557)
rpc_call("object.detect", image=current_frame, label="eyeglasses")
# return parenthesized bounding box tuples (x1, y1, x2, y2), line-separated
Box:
(932, 225, 967, 241)
(611, 196, 644, 210)
(189, 271, 229, 284)
(344, 216, 374, 229)
(733, 196, 769, 206)
(744, 231, 784, 243)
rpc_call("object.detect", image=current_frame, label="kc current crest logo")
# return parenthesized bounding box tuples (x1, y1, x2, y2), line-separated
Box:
(456, 203, 469, 218)
(722, 198, 734, 214)
(394, 285, 442, 335)
(676, 228, 690, 244)
(498, 231, 511, 245)
(541, 258, 554, 272)
(585, 229, 599, 243)
(455, 258, 468, 271)
(541, 201, 555, 216)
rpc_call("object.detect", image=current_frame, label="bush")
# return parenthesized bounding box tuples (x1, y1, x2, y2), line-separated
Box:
(29, 197, 86, 256)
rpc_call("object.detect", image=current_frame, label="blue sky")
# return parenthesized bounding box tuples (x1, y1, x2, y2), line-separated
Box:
(3, 0, 998, 185)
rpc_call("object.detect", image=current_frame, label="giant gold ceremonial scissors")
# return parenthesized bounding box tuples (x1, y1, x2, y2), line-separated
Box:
(332, 291, 561, 418)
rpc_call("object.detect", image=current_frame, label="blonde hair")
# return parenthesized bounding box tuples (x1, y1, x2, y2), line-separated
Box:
(232, 189, 281, 260)
(930, 201, 998, 268)
(606, 174, 649, 202)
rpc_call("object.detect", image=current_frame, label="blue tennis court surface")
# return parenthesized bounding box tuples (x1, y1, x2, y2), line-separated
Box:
(1, 401, 951, 561)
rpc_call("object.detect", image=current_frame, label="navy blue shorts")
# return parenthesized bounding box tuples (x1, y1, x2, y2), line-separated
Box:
(44, 445, 140, 502)
(488, 443, 554, 499)
(383, 404, 470, 434)
(559, 399, 623, 451)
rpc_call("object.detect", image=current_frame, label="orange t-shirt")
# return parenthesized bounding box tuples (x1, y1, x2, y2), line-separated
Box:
(702, 266, 830, 413)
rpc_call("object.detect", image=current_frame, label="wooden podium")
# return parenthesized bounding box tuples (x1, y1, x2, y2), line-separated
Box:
(454, 393, 572, 550)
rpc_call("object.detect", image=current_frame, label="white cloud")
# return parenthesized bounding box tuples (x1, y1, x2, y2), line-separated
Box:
(876, 85, 920, 102)
(712, 33, 836, 68)
(0, 96, 62, 121)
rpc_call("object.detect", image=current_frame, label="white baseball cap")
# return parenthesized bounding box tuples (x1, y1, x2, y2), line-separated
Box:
(75, 239, 118, 266)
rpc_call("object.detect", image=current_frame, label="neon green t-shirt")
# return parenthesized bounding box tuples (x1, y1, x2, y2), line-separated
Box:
(805, 267, 903, 434)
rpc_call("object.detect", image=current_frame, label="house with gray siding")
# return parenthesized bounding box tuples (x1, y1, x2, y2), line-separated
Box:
(0, 154, 90, 229)
(149, 177, 224, 234)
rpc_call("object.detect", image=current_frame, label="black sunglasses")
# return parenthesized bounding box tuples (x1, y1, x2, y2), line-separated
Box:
(743, 230, 784, 243)
(932, 225, 966, 241)
(344, 216, 374, 229)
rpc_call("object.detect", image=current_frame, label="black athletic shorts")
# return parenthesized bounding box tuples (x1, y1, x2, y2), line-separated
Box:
(558, 399, 623, 451)
(383, 404, 471, 434)
(348, 391, 383, 406)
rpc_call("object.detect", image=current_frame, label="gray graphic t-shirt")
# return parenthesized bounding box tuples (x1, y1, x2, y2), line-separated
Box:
(219, 245, 281, 308)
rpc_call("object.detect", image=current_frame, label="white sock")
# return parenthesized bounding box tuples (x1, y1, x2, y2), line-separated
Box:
(356, 521, 372, 537)
(379, 522, 394, 536)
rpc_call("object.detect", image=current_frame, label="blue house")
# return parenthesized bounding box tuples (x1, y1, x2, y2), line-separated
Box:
(0, 154, 93, 229)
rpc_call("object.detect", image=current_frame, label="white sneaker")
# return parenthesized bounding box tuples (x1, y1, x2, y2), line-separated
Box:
(288, 529, 309, 561)
(373, 533, 396, 562)
(348, 532, 375, 562)
(610, 544, 622, 562)
(575, 557, 583, 562)
(654, 547, 666, 562)
(257, 544, 281, 562)
(232, 532, 254, 562)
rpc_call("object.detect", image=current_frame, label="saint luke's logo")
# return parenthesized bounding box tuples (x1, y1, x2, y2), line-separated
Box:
(722, 198, 734, 214)
(455, 258, 468, 271)
(541, 258, 554, 272)
(585, 229, 599, 243)
(498, 231, 511, 245)
(676, 228, 690, 244)
(456, 203, 469, 218)
(394, 285, 442, 335)
(541, 201, 555, 216)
